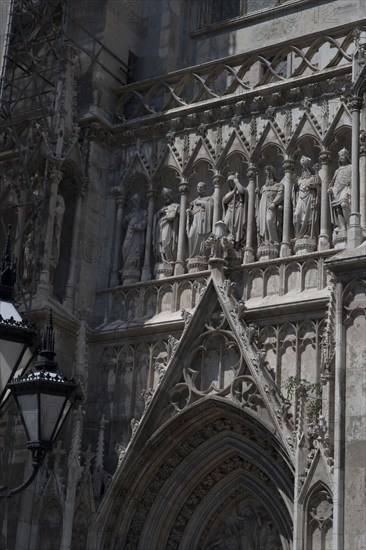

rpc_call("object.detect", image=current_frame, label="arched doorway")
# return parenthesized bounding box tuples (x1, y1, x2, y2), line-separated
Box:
(97, 398, 294, 549)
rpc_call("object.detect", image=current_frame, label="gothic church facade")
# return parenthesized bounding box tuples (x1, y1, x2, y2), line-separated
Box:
(0, 0, 366, 549)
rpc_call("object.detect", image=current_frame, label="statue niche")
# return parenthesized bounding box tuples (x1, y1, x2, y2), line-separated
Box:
(121, 193, 147, 284)
(186, 181, 213, 272)
(293, 155, 320, 255)
(328, 147, 351, 248)
(257, 165, 284, 261)
(153, 187, 180, 279)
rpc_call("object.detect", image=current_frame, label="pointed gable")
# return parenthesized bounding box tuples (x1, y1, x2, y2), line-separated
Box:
(119, 275, 294, 460)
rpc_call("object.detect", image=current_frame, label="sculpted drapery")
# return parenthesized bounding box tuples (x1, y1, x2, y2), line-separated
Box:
(122, 193, 147, 271)
(222, 172, 247, 248)
(293, 156, 320, 239)
(153, 187, 180, 263)
(187, 182, 214, 258)
(51, 193, 65, 266)
(257, 165, 284, 244)
(328, 147, 352, 231)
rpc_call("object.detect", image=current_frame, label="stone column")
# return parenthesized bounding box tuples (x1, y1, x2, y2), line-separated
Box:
(110, 189, 126, 286)
(243, 166, 257, 263)
(174, 180, 190, 276)
(360, 132, 366, 235)
(37, 166, 62, 300)
(14, 186, 26, 263)
(348, 96, 363, 248)
(280, 158, 295, 258)
(332, 280, 345, 550)
(141, 188, 157, 281)
(212, 172, 223, 228)
(63, 182, 86, 311)
(318, 150, 331, 251)
(59, 407, 84, 550)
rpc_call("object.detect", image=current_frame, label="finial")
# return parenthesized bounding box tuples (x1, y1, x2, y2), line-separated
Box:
(0, 225, 17, 300)
(42, 310, 55, 353)
(34, 309, 57, 370)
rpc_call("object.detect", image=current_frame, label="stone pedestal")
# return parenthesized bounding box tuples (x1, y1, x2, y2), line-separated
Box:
(154, 262, 174, 279)
(187, 256, 207, 273)
(318, 234, 330, 251)
(120, 268, 140, 285)
(294, 237, 317, 256)
(257, 242, 279, 261)
(347, 212, 363, 249)
(333, 229, 347, 250)
(280, 242, 292, 257)
(243, 246, 255, 263)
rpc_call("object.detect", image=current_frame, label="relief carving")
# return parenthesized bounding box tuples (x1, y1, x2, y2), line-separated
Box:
(206, 499, 282, 550)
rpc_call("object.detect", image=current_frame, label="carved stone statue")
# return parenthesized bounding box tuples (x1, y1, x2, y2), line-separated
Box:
(51, 193, 65, 267)
(23, 224, 35, 284)
(153, 187, 180, 267)
(186, 181, 213, 259)
(121, 193, 147, 282)
(328, 147, 351, 232)
(222, 172, 247, 249)
(257, 165, 284, 244)
(293, 156, 320, 240)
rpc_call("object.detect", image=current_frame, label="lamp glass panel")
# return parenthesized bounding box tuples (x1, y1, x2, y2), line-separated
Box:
(0, 340, 24, 394)
(40, 393, 68, 442)
(0, 301, 22, 321)
(52, 398, 72, 442)
(17, 394, 39, 441)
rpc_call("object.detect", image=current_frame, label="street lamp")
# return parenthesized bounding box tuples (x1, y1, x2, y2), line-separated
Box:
(0, 227, 78, 497)
(5, 311, 77, 496)
(0, 226, 37, 406)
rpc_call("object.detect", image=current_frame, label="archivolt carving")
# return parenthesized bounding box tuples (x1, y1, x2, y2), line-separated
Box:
(204, 497, 282, 550)
(123, 412, 293, 550)
(167, 456, 283, 549)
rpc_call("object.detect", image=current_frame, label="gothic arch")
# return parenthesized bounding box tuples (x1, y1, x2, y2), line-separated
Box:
(151, 164, 181, 194)
(303, 481, 333, 550)
(36, 498, 63, 550)
(225, 150, 249, 179)
(256, 142, 284, 181)
(97, 398, 294, 549)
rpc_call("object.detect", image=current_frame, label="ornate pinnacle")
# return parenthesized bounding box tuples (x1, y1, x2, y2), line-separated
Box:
(34, 310, 57, 370)
(42, 310, 55, 353)
(0, 225, 17, 300)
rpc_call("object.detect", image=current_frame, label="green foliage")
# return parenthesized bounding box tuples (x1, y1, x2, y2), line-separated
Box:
(284, 377, 323, 424)
(284, 376, 300, 401)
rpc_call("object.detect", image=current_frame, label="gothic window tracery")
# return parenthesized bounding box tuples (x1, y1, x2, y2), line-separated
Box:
(305, 484, 333, 550)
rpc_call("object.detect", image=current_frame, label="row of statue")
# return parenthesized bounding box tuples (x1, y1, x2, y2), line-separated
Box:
(120, 148, 352, 281)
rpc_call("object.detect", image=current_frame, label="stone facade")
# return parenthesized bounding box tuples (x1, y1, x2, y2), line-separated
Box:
(0, 1, 365, 549)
